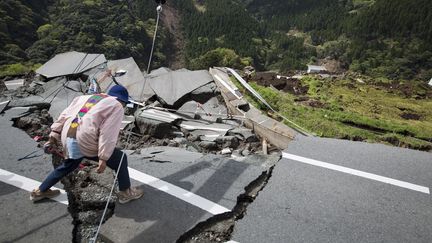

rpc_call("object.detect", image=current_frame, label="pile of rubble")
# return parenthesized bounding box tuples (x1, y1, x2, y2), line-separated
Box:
(12, 108, 53, 144)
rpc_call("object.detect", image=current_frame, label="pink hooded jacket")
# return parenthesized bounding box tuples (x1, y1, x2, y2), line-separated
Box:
(49, 95, 124, 161)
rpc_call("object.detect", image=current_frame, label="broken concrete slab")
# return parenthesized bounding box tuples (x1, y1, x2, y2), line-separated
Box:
(60, 164, 117, 242)
(210, 67, 298, 149)
(177, 97, 228, 122)
(38, 57, 95, 79)
(199, 141, 218, 150)
(18, 78, 85, 118)
(139, 146, 204, 163)
(4, 79, 24, 90)
(148, 69, 214, 107)
(228, 127, 259, 142)
(7, 99, 50, 110)
(36, 51, 107, 79)
(148, 67, 172, 77)
(0, 100, 10, 113)
(96, 57, 154, 102)
(231, 137, 432, 243)
(215, 136, 240, 149)
(135, 114, 178, 139)
(190, 82, 219, 104)
(135, 109, 180, 139)
(101, 152, 268, 242)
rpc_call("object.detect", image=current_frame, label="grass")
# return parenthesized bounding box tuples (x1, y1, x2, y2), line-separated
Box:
(0, 63, 42, 77)
(232, 75, 432, 151)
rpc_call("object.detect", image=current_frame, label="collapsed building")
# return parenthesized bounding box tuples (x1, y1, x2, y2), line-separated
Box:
(0, 51, 298, 242)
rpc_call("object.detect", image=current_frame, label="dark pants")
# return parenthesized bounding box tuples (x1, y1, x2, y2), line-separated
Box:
(39, 148, 131, 192)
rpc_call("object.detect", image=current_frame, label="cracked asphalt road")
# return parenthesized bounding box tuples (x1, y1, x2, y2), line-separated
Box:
(0, 109, 267, 242)
(232, 136, 432, 243)
(2, 108, 431, 243)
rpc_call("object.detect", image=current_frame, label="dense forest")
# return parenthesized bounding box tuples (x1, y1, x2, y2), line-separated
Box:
(177, 0, 432, 80)
(1, 0, 432, 81)
(0, 0, 169, 75)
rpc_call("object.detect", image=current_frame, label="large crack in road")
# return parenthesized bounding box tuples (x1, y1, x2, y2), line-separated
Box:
(13, 107, 280, 242)
(13, 107, 117, 242)
(176, 162, 277, 243)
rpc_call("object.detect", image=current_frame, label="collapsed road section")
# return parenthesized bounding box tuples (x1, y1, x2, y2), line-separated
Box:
(0, 52, 299, 242)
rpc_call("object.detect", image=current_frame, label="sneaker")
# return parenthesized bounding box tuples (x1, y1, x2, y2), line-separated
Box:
(118, 187, 144, 204)
(30, 188, 60, 202)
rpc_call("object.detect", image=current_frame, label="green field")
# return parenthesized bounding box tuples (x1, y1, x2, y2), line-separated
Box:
(234, 75, 432, 151)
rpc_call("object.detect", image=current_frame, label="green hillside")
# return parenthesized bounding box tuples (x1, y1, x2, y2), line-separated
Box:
(1, 0, 432, 81)
(0, 0, 170, 76)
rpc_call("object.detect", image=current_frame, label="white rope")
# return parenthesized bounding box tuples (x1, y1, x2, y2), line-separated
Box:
(91, 151, 126, 243)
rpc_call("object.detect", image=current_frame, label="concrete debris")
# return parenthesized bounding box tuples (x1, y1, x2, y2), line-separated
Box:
(199, 141, 218, 150)
(210, 67, 298, 149)
(7, 99, 51, 110)
(135, 114, 180, 139)
(221, 148, 232, 155)
(215, 136, 240, 149)
(228, 128, 258, 143)
(36, 51, 107, 79)
(177, 97, 227, 122)
(148, 69, 214, 107)
(60, 161, 117, 242)
(121, 115, 135, 130)
(176, 166, 275, 243)
(4, 79, 25, 90)
(96, 57, 154, 102)
(20, 79, 85, 118)
(148, 67, 172, 76)
(12, 108, 53, 145)
(139, 146, 203, 163)
(0, 100, 10, 113)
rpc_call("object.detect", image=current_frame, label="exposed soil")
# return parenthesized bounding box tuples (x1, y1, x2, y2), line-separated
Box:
(118, 127, 262, 156)
(160, 2, 186, 70)
(12, 108, 53, 145)
(298, 99, 326, 108)
(400, 112, 422, 120)
(382, 135, 432, 151)
(1, 71, 44, 98)
(252, 72, 308, 95)
(373, 80, 432, 99)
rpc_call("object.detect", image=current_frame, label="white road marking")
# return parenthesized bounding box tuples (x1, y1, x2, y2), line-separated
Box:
(128, 168, 230, 215)
(282, 152, 430, 194)
(0, 100, 10, 105)
(0, 168, 68, 204)
(5, 81, 24, 85)
(0, 167, 230, 215)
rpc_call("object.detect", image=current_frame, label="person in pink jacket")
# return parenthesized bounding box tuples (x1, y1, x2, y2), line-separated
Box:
(30, 85, 143, 204)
